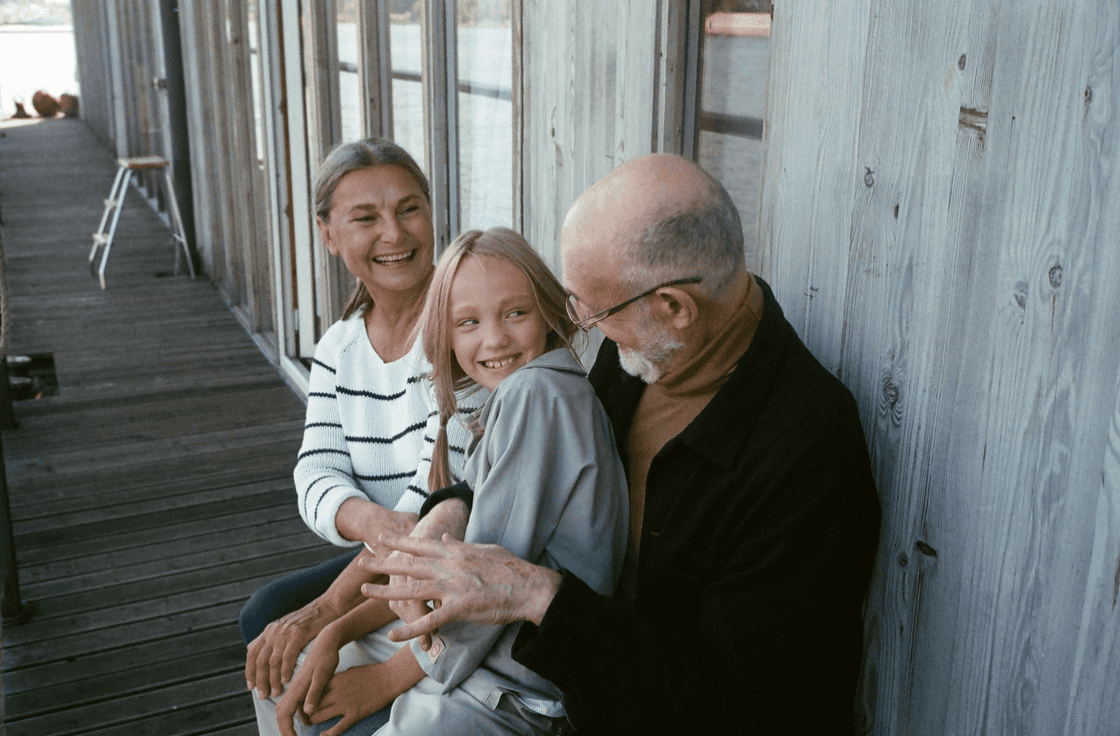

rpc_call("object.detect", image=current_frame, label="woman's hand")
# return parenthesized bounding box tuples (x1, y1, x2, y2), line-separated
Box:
(246, 596, 341, 698)
(275, 632, 343, 736)
(336, 498, 418, 551)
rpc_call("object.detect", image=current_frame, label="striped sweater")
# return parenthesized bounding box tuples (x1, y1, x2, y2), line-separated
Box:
(294, 312, 482, 546)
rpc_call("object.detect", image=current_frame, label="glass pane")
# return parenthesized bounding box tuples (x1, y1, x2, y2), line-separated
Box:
(337, 0, 362, 142)
(247, 2, 267, 164)
(455, 0, 512, 230)
(390, 3, 427, 176)
(697, 0, 770, 267)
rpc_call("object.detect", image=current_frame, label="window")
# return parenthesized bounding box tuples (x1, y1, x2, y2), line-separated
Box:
(697, 0, 770, 265)
(454, 0, 513, 231)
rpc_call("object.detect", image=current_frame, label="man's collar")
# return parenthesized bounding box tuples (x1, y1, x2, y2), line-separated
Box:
(596, 275, 789, 470)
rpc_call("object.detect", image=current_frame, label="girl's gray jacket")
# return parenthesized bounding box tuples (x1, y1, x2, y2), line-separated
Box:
(411, 347, 629, 716)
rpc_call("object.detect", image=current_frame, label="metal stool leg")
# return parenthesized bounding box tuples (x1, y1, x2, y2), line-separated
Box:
(163, 170, 195, 279)
(89, 164, 128, 265)
(98, 170, 133, 289)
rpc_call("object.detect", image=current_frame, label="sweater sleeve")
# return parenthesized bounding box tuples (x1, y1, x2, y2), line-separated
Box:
(292, 332, 366, 547)
(413, 365, 628, 693)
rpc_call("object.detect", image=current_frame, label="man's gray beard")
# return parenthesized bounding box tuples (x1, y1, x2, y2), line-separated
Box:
(618, 329, 683, 384)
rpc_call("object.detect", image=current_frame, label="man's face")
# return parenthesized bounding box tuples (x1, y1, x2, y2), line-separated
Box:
(563, 245, 681, 384)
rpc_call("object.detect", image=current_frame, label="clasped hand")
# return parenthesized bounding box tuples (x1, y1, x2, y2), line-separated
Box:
(360, 533, 562, 642)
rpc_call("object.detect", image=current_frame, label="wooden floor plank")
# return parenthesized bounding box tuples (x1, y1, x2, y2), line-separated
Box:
(0, 118, 333, 734)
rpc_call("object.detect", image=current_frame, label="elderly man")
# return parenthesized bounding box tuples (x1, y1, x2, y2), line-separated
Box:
(365, 154, 881, 734)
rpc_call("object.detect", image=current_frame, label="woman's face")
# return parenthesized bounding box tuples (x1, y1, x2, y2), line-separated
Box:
(318, 165, 435, 299)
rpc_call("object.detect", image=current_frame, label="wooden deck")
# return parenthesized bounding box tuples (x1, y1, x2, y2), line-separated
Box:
(0, 118, 338, 734)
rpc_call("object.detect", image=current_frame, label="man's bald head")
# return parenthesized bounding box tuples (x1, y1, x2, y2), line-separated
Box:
(562, 154, 745, 302)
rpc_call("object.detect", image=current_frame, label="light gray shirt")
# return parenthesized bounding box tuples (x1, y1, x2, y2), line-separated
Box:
(411, 348, 629, 716)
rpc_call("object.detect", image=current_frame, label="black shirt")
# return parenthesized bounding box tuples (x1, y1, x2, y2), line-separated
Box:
(512, 276, 881, 735)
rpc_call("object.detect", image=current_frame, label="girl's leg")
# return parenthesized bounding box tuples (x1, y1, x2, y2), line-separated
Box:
(239, 548, 363, 644)
(378, 680, 568, 736)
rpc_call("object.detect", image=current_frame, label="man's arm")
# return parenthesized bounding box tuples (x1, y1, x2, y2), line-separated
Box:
(362, 443, 879, 734)
(361, 534, 558, 633)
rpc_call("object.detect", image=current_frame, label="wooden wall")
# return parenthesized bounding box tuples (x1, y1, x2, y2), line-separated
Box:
(520, 0, 661, 274)
(760, 2, 1120, 734)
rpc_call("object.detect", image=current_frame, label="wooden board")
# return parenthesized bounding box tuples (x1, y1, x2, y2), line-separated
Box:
(760, 2, 1120, 734)
(0, 118, 337, 735)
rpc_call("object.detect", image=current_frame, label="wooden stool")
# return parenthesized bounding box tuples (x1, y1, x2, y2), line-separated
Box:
(89, 156, 196, 289)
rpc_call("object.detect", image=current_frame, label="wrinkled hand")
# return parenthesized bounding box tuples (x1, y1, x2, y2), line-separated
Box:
(275, 634, 341, 736)
(303, 664, 396, 736)
(386, 550, 435, 650)
(360, 534, 562, 642)
(246, 598, 339, 698)
(385, 499, 470, 649)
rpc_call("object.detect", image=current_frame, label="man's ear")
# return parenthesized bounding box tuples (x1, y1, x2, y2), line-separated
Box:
(317, 217, 338, 256)
(652, 286, 698, 330)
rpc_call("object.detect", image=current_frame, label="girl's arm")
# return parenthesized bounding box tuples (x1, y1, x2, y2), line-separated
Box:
(300, 645, 424, 736)
(276, 597, 410, 736)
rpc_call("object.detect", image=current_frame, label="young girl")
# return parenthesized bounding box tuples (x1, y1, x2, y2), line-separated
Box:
(276, 228, 628, 736)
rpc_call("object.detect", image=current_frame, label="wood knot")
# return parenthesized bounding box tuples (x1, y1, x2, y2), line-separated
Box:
(864, 167, 875, 187)
(1048, 263, 1062, 289)
(1014, 281, 1028, 308)
(957, 54, 966, 70)
(959, 107, 988, 139)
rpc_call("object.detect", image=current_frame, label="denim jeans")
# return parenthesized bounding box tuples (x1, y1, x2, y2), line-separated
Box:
(239, 548, 363, 644)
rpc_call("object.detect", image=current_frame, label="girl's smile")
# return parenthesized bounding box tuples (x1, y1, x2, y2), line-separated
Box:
(449, 256, 550, 391)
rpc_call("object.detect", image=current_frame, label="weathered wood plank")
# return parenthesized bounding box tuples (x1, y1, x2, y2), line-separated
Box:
(762, 2, 1120, 735)
(0, 118, 334, 734)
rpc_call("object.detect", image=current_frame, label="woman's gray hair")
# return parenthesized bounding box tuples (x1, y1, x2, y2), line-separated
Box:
(314, 137, 429, 222)
(621, 174, 745, 301)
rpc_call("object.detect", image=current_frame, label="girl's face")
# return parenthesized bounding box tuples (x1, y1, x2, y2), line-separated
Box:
(449, 255, 550, 391)
(317, 165, 435, 298)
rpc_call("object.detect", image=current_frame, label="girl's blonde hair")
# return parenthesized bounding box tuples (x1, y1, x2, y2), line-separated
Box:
(420, 227, 580, 491)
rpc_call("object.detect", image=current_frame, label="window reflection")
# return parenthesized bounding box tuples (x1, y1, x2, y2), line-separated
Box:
(391, 2, 427, 176)
(337, 0, 362, 143)
(697, 0, 770, 265)
(455, 0, 512, 230)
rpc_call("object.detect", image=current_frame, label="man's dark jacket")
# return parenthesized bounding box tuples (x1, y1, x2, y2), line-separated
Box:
(511, 276, 881, 734)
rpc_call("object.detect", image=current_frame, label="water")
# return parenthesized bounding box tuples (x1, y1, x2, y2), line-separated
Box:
(0, 21, 765, 257)
(0, 26, 78, 119)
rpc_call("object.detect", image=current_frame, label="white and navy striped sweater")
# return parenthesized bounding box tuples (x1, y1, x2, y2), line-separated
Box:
(294, 313, 483, 546)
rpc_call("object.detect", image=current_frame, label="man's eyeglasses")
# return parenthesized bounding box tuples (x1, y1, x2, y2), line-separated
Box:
(565, 276, 703, 330)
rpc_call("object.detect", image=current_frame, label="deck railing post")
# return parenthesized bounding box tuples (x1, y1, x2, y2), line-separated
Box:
(0, 430, 28, 626)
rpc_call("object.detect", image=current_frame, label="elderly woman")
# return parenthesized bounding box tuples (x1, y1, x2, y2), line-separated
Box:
(241, 138, 479, 732)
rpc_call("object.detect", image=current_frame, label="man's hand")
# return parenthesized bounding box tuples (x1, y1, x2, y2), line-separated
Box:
(388, 499, 471, 650)
(275, 632, 342, 736)
(360, 534, 562, 642)
(246, 597, 340, 698)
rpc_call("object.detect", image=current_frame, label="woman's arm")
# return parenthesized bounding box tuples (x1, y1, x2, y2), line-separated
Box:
(246, 548, 388, 697)
(293, 331, 373, 546)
